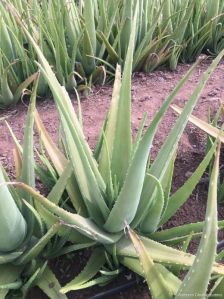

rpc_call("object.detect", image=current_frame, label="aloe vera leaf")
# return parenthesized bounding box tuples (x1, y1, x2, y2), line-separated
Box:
(99, 7, 138, 187)
(115, 235, 224, 275)
(171, 104, 224, 143)
(34, 111, 87, 216)
(209, 277, 224, 299)
(13, 182, 121, 244)
(13, 147, 22, 180)
(0, 166, 26, 252)
(176, 143, 220, 298)
(127, 227, 179, 298)
(160, 141, 216, 225)
(15, 223, 60, 266)
(19, 77, 38, 242)
(47, 163, 73, 204)
(98, 65, 121, 183)
(36, 203, 91, 244)
(0, 264, 22, 299)
(60, 247, 106, 293)
(37, 265, 67, 299)
(0, 252, 23, 264)
(150, 220, 224, 244)
(104, 117, 165, 232)
(61, 118, 109, 224)
(83, 0, 96, 55)
(13, 72, 38, 103)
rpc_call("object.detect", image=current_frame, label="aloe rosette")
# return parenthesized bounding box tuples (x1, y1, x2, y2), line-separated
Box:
(3, 2, 224, 298)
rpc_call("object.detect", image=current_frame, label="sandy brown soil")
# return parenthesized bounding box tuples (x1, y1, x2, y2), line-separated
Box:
(1, 58, 224, 298)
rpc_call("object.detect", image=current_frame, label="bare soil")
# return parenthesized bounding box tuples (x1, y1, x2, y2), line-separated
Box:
(1, 58, 224, 298)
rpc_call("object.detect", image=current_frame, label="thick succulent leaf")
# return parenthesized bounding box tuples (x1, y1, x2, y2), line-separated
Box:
(120, 256, 181, 295)
(209, 277, 224, 298)
(160, 152, 176, 216)
(60, 247, 106, 293)
(22, 199, 45, 237)
(37, 265, 67, 299)
(115, 235, 224, 275)
(160, 141, 216, 225)
(0, 166, 26, 252)
(0, 264, 22, 299)
(127, 227, 179, 298)
(100, 7, 138, 188)
(132, 112, 148, 156)
(135, 49, 224, 233)
(98, 65, 121, 185)
(50, 242, 96, 259)
(171, 104, 224, 143)
(0, 252, 22, 264)
(0, 64, 14, 107)
(19, 77, 37, 240)
(34, 111, 87, 216)
(176, 144, 220, 298)
(150, 220, 224, 244)
(22, 261, 47, 296)
(104, 123, 164, 232)
(15, 223, 60, 266)
(67, 275, 114, 290)
(13, 147, 22, 180)
(83, 0, 96, 55)
(13, 182, 121, 245)
(37, 204, 91, 244)
(61, 118, 109, 224)
(47, 163, 73, 204)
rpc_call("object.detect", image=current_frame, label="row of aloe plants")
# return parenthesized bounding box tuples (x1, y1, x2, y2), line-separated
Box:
(1, 0, 224, 107)
(1, 2, 224, 299)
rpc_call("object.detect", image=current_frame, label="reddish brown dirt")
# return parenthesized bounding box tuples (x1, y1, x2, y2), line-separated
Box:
(1, 58, 224, 298)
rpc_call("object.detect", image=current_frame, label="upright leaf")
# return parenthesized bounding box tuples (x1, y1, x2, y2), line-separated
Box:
(176, 143, 220, 299)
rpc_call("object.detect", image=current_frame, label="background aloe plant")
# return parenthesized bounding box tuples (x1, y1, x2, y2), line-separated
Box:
(3, 2, 224, 297)
(2, 0, 224, 106)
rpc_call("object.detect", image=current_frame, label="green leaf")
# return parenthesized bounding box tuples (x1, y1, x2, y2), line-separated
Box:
(60, 247, 106, 293)
(15, 223, 60, 266)
(0, 264, 22, 299)
(150, 220, 224, 245)
(34, 111, 87, 216)
(13, 182, 121, 245)
(160, 141, 217, 225)
(171, 104, 224, 143)
(176, 143, 220, 298)
(37, 265, 67, 299)
(99, 6, 138, 188)
(115, 235, 224, 276)
(127, 227, 179, 298)
(0, 166, 26, 252)
(19, 76, 38, 240)
(47, 163, 73, 205)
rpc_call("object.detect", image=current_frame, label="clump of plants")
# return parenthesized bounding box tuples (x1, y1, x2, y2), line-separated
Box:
(2, 0, 224, 107)
(1, 2, 223, 298)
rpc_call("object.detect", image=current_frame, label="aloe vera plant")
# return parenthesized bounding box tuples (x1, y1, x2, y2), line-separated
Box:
(2, 0, 224, 105)
(4, 2, 224, 298)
